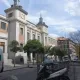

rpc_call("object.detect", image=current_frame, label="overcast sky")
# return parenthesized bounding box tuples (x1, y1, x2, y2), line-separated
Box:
(0, 0, 80, 38)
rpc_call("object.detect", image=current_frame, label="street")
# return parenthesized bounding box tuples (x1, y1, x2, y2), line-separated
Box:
(0, 67, 37, 80)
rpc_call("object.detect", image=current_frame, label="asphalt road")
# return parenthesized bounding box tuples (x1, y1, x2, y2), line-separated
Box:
(0, 67, 37, 80)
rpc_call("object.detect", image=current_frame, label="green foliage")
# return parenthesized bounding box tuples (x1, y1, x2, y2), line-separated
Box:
(23, 39, 42, 54)
(50, 47, 66, 57)
(50, 47, 57, 56)
(44, 46, 52, 54)
(9, 40, 20, 53)
(56, 49, 66, 57)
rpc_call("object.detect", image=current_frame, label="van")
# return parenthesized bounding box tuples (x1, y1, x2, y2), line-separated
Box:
(0, 49, 4, 72)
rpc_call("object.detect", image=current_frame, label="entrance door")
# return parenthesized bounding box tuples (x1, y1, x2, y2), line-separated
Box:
(0, 42, 5, 53)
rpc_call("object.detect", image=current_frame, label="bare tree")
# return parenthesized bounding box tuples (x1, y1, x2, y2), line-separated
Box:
(70, 31, 80, 44)
(69, 31, 80, 59)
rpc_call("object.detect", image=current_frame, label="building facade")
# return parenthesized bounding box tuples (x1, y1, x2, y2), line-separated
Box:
(57, 37, 77, 60)
(0, 15, 8, 53)
(0, 1, 57, 63)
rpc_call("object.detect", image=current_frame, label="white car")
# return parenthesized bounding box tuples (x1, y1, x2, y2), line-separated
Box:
(0, 49, 4, 72)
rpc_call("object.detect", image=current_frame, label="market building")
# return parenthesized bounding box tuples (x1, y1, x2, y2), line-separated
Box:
(0, 0, 57, 64)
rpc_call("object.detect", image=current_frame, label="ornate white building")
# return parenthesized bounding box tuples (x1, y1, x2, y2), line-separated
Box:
(0, 1, 57, 64)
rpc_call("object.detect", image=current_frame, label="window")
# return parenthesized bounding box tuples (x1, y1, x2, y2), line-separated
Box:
(38, 36, 40, 41)
(1, 22, 6, 30)
(8, 13, 13, 17)
(27, 32, 30, 41)
(20, 28, 23, 35)
(48, 37, 50, 43)
(20, 43, 23, 47)
(33, 34, 35, 39)
(45, 37, 47, 43)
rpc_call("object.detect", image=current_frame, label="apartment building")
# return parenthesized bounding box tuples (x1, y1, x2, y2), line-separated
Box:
(57, 37, 77, 60)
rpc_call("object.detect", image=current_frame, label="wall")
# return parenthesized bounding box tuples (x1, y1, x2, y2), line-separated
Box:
(8, 21, 16, 58)
(15, 10, 27, 23)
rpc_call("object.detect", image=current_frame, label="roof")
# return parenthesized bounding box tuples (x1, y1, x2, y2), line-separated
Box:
(57, 37, 76, 44)
(4, 5, 28, 15)
(37, 22, 48, 28)
(36, 16, 48, 28)
(57, 37, 69, 41)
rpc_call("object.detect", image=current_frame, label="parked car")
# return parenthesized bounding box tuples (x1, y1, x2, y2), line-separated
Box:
(0, 49, 4, 72)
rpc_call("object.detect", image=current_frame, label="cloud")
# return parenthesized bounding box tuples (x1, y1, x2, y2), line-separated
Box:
(44, 16, 71, 26)
(28, 13, 78, 34)
(49, 33, 59, 38)
(27, 15, 38, 23)
(65, 0, 80, 16)
(28, 14, 71, 25)
(1, 0, 10, 7)
(36, 10, 47, 16)
(56, 26, 77, 33)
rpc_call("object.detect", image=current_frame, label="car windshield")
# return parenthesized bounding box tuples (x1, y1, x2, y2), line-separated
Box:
(0, 0, 79, 80)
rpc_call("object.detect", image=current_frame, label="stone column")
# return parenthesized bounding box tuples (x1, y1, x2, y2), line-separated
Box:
(47, 36, 49, 45)
(30, 53, 33, 62)
(23, 52, 28, 64)
(16, 22, 19, 42)
(35, 32, 37, 39)
(41, 33, 45, 46)
(30, 29, 32, 40)
(25, 26, 27, 44)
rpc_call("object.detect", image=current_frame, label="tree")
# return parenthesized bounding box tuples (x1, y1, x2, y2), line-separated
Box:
(23, 39, 43, 62)
(70, 31, 80, 43)
(23, 39, 43, 72)
(44, 46, 51, 54)
(50, 47, 66, 61)
(9, 40, 20, 67)
(56, 49, 67, 61)
(69, 31, 80, 59)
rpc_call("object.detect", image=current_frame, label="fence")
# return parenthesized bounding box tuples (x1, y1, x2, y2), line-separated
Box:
(56, 61, 80, 80)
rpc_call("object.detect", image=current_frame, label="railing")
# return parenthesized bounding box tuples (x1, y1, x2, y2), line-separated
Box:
(55, 61, 80, 80)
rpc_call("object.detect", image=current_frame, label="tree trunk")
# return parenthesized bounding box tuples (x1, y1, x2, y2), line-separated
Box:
(14, 53, 16, 67)
(33, 58, 35, 65)
(36, 53, 40, 76)
(55, 56, 57, 61)
(33, 53, 35, 65)
(59, 56, 63, 61)
(27, 59, 29, 67)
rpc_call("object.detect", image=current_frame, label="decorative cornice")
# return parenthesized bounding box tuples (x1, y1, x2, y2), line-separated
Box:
(0, 36, 8, 40)
(0, 17, 8, 22)
(4, 6, 28, 15)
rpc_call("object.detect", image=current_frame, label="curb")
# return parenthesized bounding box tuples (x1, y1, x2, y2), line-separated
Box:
(3, 66, 36, 72)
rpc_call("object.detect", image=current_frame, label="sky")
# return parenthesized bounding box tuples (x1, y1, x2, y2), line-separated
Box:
(0, 0, 80, 38)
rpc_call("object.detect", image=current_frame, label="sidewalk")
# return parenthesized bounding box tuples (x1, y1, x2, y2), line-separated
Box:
(4, 64, 37, 71)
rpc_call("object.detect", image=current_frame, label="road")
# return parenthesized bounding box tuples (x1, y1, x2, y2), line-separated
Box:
(0, 67, 37, 80)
